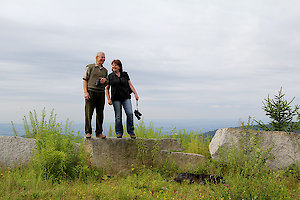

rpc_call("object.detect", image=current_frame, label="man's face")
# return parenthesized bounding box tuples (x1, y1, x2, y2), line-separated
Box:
(96, 53, 105, 65)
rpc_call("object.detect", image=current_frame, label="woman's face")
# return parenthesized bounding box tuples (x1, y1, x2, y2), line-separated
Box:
(112, 63, 120, 72)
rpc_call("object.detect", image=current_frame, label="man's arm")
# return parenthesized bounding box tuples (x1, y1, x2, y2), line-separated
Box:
(83, 79, 90, 100)
(83, 65, 90, 100)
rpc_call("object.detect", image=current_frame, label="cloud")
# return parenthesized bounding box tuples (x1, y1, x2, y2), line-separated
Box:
(0, 0, 299, 127)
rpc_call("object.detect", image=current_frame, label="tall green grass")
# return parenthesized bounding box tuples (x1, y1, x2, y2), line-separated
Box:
(17, 109, 98, 181)
(1, 110, 299, 199)
(208, 117, 299, 199)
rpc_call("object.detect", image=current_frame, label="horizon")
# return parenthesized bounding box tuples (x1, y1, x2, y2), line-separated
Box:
(0, 118, 242, 137)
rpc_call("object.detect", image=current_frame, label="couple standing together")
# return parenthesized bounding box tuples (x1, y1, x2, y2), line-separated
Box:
(83, 52, 139, 139)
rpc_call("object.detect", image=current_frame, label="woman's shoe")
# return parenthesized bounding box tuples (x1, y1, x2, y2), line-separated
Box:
(86, 133, 92, 139)
(130, 134, 136, 139)
(116, 134, 122, 138)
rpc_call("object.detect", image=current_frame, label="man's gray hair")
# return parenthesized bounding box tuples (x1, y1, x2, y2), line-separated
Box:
(96, 51, 105, 57)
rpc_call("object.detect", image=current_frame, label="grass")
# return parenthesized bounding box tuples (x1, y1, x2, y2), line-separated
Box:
(1, 109, 299, 199)
(1, 164, 299, 199)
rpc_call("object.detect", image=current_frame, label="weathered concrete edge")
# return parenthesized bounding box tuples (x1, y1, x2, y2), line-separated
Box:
(0, 136, 37, 168)
(0, 136, 205, 173)
(158, 150, 206, 171)
(209, 128, 300, 171)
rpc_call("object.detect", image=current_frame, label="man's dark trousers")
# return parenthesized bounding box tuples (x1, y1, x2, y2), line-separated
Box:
(85, 90, 105, 135)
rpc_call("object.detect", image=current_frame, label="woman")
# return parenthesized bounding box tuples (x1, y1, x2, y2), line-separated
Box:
(105, 59, 139, 139)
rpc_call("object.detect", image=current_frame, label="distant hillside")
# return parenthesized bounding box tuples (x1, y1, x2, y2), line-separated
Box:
(202, 129, 218, 137)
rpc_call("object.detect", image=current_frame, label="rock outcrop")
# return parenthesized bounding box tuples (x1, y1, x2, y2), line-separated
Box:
(209, 128, 300, 171)
(0, 136, 36, 168)
(84, 137, 205, 175)
(159, 151, 205, 171)
(0, 136, 206, 174)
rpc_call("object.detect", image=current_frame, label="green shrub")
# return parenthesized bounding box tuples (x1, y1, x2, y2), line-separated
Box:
(36, 148, 67, 179)
(20, 108, 92, 181)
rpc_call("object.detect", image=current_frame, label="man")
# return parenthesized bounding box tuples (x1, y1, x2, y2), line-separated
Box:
(83, 52, 108, 138)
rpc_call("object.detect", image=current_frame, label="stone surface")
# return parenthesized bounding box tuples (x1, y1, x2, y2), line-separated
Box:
(84, 137, 186, 175)
(0, 136, 36, 168)
(159, 150, 206, 170)
(209, 128, 300, 171)
(0, 136, 206, 174)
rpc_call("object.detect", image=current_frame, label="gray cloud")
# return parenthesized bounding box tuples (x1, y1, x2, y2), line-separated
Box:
(0, 0, 299, 127)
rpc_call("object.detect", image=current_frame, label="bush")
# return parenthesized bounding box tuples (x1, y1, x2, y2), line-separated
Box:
(21, 108, 92, 181)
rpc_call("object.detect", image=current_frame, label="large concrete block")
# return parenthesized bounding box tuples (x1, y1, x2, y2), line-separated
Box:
(209, 128, 300, 171)
(0, 136, 36, 168)
(0, 136, 207, 175)
(84, 137, 185, 175)
(159, 150, 206, 170)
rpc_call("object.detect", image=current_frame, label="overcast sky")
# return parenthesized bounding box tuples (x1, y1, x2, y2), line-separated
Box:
(0, 0, 299, 129)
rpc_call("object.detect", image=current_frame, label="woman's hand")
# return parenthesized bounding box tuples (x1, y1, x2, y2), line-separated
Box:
(135, 93, 139, 101)
(108, 99, 112, 105)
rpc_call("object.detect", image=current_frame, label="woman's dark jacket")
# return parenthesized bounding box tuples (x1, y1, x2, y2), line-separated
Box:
(108, 71, 132, 101)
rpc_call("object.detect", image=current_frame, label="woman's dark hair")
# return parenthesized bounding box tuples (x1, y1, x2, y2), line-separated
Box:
(111, 59, 123, 72)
